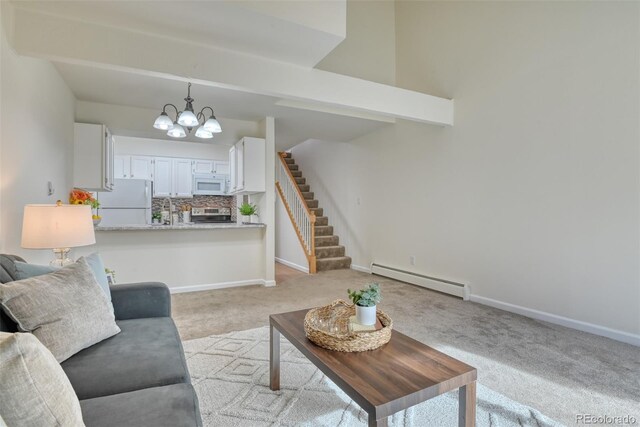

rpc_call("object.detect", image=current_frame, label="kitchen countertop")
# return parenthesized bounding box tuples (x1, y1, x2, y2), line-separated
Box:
(95, 223, 265, 231)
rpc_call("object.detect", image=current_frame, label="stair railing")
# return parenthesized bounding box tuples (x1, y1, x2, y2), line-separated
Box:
(276, 152, 316, 273)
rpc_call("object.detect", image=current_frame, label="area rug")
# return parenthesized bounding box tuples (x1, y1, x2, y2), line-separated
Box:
(183, 327, 563, 427)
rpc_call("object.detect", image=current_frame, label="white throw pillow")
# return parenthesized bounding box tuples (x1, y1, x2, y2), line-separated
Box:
(0, 258, 120, 362)
(0, 332, 85, 426)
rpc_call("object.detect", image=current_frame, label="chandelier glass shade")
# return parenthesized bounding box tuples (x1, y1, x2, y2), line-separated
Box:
(153, 83, 222, 139)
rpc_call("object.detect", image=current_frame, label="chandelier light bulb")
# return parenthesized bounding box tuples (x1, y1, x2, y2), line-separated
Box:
(167, 123, 187, 138)
(177, 110, 198, 127)
(195, 126, 213, 139)
(203, 116, 222, 133)
(153, 112, 174, 130)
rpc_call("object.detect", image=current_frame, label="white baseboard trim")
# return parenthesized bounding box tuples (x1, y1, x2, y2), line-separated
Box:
(275, 257, 309, 273)
(169, 279, 270, 294)
(351, 264, 372, 274)
(469, 294, 640, 347)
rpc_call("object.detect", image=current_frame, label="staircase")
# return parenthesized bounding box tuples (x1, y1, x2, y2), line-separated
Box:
(276, 152, 352, 273)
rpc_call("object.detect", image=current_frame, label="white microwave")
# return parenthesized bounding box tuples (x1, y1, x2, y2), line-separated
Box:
(193, 174, 227, 195)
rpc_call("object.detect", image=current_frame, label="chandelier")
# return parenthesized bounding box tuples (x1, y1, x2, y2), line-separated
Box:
(153, 83, 222, 139)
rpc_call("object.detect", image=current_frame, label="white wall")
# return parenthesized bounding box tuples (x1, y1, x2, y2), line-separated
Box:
(315, 0, 395, 85)
(0, 7, 76, 264)
(286, 1, 640, 341)
(114, 136, 230, 162)
(275, 194, 308, 272)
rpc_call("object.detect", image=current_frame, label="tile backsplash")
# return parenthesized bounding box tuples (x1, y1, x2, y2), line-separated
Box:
(152, 195, 237, 221)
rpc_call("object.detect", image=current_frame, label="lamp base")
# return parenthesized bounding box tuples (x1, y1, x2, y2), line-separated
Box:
(50, 248, 73, 267)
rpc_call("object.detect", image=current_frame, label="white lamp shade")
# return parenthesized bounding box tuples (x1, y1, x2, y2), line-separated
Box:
(153, 112, 174, 130)
(167, 123, 187, 138)
(22, 204, 96, 249)
(177, 110, 199, 127)
(194, 126, 213, 139)
(203, 117, 222, 133)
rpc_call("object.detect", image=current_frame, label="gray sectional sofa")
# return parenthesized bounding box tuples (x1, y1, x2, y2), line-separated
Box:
(0, 254, 202, 427)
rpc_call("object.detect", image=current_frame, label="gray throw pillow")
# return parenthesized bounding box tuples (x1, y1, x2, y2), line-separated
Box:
(0, 332, 85, 426)
(14, 261, 58, 280)
(0, 258, 120, 362)
(80, 253, 111, 302)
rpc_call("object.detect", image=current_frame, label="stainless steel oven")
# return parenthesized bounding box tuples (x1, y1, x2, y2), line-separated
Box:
(191, 207, 232, 223)
(193, 174, 227, 195)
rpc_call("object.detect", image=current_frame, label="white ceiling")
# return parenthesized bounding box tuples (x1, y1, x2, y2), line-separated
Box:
(12, 0, 345, 68)
(55, 62, 388, 148)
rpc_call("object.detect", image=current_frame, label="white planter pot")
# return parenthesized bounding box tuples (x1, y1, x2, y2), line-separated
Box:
(243, 215, 251, 224)
(355, 305, 377, 326)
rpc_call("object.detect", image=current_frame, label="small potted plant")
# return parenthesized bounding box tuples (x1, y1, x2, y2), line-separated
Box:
(238, 202, 257, 224)
(347, 283, 381, 326)
(151, 212, 162, 224)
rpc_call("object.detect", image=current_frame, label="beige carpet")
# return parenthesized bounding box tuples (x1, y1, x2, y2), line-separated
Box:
(184, 327, 562, 426)
(172, 267, 640, 426)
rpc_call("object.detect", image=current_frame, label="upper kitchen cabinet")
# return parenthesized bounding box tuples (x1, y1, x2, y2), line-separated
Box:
(193, 159, 229, 175)
(73, 123, 114, 191)
(214, 161, 230, 175)
(114, 155, 153, 180)
(229, 137, 265, 194)
(153, 157, 193, 198)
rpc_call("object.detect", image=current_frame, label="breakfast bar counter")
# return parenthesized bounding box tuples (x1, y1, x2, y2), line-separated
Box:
(95, 223, 265, 231)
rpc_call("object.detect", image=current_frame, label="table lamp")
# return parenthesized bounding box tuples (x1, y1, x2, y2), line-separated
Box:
(21, 202, 96, 267)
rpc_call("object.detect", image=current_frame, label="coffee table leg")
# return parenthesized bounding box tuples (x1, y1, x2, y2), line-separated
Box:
(270, 324, 280, 391)
(459, 381, 476, 427)
(368, 413, 387, 427)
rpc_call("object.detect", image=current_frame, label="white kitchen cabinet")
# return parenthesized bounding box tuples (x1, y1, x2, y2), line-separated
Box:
(193, 160, 214, 174)
(213, 161, 229, 175)
(74, 123, 114, 191)
(130, 156, 153, 180)
(153, 158, 173, 197)
(114, 155, 130, 179)
(173, 159, 194, 198)
(153, 157, 193, 198)
(228, 137, 265, 194)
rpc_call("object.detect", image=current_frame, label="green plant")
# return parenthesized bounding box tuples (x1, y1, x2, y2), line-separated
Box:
(238, 202, 258, 216)
(347, 283, 381, 307)
(152, 212, 162, 221)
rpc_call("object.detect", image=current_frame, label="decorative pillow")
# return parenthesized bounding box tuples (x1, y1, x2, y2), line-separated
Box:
(80, 253, 111, 302)
(0, 258, 120, 362)
(14, 260, 58, 280)
(0, 332, 85, 426)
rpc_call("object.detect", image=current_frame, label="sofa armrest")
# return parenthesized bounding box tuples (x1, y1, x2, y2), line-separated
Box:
(110, 282, 171, 320)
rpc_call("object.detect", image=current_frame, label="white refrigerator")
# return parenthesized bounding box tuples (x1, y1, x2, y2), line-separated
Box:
(97, 179, 152, 226)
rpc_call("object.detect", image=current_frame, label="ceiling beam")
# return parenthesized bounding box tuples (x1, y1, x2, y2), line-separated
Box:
(10, 7, 454, 126)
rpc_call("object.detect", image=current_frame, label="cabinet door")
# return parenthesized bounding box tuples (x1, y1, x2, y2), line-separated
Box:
(214, 161, 229, 175)
(193, 160, 213, 174)
(114, 155, 130, 179)
(236, 139, 245, 191)
(229, 146, 236, 193)
(130, 156, 153, 180)
(173, 159, 193, 198)
(153, 158, 173, 197)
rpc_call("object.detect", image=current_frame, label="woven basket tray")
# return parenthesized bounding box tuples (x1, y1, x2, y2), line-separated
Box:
(304, 299, 393, 352)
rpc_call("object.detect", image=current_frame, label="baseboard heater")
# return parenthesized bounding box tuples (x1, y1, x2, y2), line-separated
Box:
(370, 263, 469, 300)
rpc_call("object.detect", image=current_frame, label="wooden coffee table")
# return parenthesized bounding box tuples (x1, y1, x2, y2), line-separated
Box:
(270, 309, 477, 427)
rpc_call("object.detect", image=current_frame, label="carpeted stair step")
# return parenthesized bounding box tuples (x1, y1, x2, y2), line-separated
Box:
(306, 199, 319, 209)
(315, 245, 345, 258)
(281, 152, 291, 158)
(310, 207, 323, 216)
(288, 164, 299, 171)
(315, 225, 333, 236)
(315, 216, 328, 226)
(298, 184, 310, 192)
(291, 170, 302, 177)
(284, 158, 295, 164)
(315, 235, 339, 247)
(316, 256, 352, 271)
(295, 177, 306, 185)
(302, 191, 314, 200)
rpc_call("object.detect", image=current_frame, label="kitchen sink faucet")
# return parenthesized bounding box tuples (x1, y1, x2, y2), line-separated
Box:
(161, 197, 174, 225)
